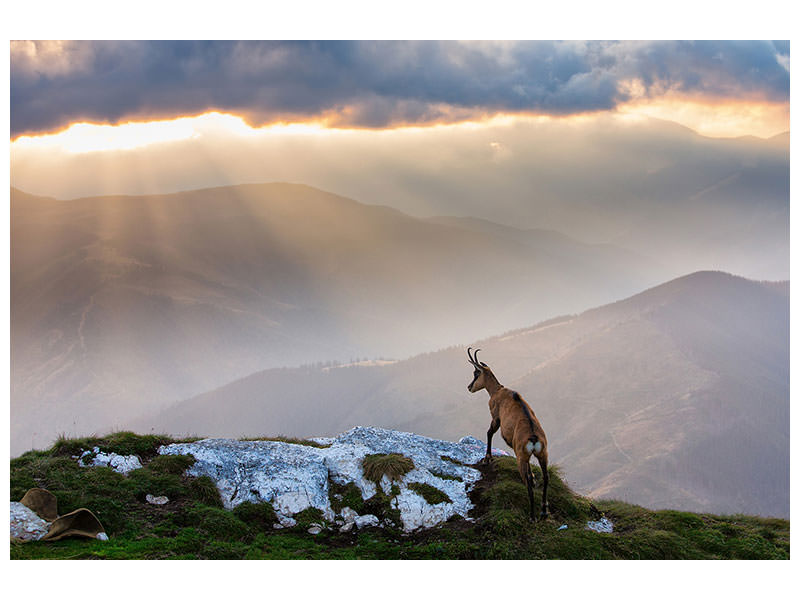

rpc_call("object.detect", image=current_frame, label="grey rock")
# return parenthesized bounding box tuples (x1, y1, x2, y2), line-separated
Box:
(10, 502, 50, 541)
(307, 524, 323, 535)
(339, 521, 354, 533)
(339, 506, 359, 523)
(145, 494, 169, 505)
(354, 514, 380, 529)
(79, 447, 142, 474)
(158, 426, 489, 532)
(159, 437, 333, 518)
(458, 435, 483, 446)
(586, 517, 614, 533)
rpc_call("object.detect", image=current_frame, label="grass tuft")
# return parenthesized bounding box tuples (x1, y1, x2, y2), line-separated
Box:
(233, 501, 279, 529)
(188, 476, 223, 508)
(329, 481, 366, 514)
(361, 453, 414, 484)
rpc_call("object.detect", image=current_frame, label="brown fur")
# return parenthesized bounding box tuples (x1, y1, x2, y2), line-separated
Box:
(468, 350, 549, 520)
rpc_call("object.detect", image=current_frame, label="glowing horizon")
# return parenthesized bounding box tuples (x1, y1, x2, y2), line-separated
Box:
(10, 101, 790, 156)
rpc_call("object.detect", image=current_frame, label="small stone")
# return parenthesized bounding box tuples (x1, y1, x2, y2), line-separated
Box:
(307, 525, 323, 535)
(272, 523, 284, 529)
(458, 435, 483, 446)
(339, 506, 359, 523)
(557, 524, 568, 531)
(586, 517, 614, 533)
(276, 514, 297, 528)
(96, 532, 109, 541)
(145, 494, 169, 505)
(339, 521, 354, 533)
(354, 514, 380, 529)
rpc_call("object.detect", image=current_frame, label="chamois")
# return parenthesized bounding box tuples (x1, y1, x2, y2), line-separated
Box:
(467, 347, 549, 520)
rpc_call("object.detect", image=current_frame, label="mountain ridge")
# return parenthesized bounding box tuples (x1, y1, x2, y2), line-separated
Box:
(141, 270, 789, 518)
(11, 182, 671, 456)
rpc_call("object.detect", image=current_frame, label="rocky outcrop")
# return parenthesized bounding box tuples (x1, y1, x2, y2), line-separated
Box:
(159, 426, 504, 532)
(78, 447, 143, 474)
(10, 502, 50, 541)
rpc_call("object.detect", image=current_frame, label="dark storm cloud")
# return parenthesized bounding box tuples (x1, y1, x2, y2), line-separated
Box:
(617, 40, 790, 98)
(10, 40, 790, 137)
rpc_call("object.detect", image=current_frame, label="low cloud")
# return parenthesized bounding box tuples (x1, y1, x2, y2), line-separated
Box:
(10, 40, 790, 137)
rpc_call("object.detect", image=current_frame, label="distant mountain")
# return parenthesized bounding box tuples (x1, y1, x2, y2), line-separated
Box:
(144, 272, 789, 518)
(10, 183, 668, 455)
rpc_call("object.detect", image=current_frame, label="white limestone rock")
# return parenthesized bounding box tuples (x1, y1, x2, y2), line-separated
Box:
(146, 494, 169, 505)
(159, 437, 334, 519)
(354, 514, 380, 529)
(79, 447, 143, 475)
(339, 521, 355, 533)
(339, 506, 359, 524)
(10, 502, 50, 541)
(586, 517, 614, 533)
(459, 435, 510, 456)
(158, 426, 497, 532)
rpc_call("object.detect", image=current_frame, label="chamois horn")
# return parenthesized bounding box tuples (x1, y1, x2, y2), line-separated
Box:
(467, 347, 482, 368)
(473, 348, 483, 367)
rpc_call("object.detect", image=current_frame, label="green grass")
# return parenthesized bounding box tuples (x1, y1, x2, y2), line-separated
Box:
(429, 469, 463, 482)
(407, 482, 451, 505)
(10, 433, 789, 560)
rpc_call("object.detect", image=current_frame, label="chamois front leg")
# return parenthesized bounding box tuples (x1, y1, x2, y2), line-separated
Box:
(481, 418, 500, 464)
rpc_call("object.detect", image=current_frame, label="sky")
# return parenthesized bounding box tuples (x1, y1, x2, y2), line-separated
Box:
(10, 40, 790, 140)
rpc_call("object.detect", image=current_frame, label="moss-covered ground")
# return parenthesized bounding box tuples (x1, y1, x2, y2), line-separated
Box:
(10, 432, 789, 559)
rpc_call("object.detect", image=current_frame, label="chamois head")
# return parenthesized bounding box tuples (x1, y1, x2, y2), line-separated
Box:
(466, 347, 492, 392)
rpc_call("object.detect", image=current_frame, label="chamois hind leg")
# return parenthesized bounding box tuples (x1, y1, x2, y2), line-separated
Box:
(536, 454, 549, 520)
(517, 456, 536, 521)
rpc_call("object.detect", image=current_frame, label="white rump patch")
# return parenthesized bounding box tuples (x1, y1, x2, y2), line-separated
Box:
(526, 440, 542, 454)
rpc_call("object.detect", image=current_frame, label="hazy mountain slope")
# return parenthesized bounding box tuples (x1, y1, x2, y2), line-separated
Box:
(145, 272, 789, 517)
(10, 183, 668, 455)
(427, 215, 668, 291)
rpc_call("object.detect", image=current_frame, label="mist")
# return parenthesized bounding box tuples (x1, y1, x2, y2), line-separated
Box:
(12, 113, 789, 280)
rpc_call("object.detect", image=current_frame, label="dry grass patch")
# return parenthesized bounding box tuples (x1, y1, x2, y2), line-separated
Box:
(362, 453, 414, 484)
